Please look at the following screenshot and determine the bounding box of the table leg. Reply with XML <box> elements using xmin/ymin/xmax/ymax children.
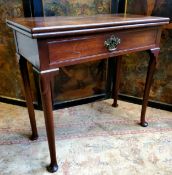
<box><xmin>39</xmin><ymin>73</ymin><xmax>58</xmax><ymax>173</ymax></box>
<box><xmin>140</xmin><ymin>48</ymin><xmax>159</xmax><ymax>127</ymax></box>
<box><xmin>19</xmin><ymin>56</ymin><xmax>38</xmax><ymax>140</ymax></box>
<box><xmin>112</xmin><ymin>56</ymin><xmax>122</xmax><ymax>107</ymax></box>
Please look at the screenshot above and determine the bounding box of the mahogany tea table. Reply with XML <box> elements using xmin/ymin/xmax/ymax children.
<box><xmin>7</xmin><ymin>14</ymin><xmax>169</xmax><ymax>172</ymax></box>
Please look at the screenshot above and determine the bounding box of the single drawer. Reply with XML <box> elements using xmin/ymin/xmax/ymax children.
<box><xmin>48</xmin><ymin>27</ymin><xmax>158</xmax><ymax>65</ymax></box>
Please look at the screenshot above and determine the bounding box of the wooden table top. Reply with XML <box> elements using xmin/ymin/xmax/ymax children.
<box><xmin>7</xmin><ymin>14</ymin><xmax>169</xmax><ymax>38</ymax></box>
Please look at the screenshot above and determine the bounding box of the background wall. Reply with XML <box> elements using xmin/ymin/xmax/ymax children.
<box><xmin>0</xmin><ymin>0</ymin><xmax>24</xmax><ymax>99</ymax></box>
<box><xmin>43</xmin><ymin>0</ymin><xmax>111</xmax><ymax>16</ymax></box>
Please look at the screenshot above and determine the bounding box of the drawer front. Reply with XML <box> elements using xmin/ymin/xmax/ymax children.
<box><xmin>48</xmin><ymin>27</ymin><xmax>158</xmax><ymax>66</ymax></box>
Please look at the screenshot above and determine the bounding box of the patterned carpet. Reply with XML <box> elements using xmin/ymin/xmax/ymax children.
<box><xmin>0</xmin><ymin>100</ymin><xmax>172</xmax><ymax>175</ymax></box>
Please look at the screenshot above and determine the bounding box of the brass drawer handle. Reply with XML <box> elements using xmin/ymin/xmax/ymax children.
<box><xmin>104</xmin><ymin>35</ymin><xmax>121</xmax><ymax>52</ymax></box>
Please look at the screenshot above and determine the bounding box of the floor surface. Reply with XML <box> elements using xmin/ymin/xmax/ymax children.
<box><xmin>0</xmin><ymin>100</ymin><xmax>172</xmax><ymax>175</ymax></box>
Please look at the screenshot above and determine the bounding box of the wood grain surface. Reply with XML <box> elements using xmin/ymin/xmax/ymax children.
<box><xmin>7</xmin><ymin>14</ymin><xmax>169</xmax><ymax>38</ymax></box>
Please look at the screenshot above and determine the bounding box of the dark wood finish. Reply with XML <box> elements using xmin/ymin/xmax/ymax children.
<box><xmin>112</xmin><ymin>56</ymin><xmax>122</xmax><ymax>107</ymax></box>
<box><xmin>7</xmin><ymin>14</ymin><xmax>169</xmax><ymax>172</ymax></box>
<box><xmin>19</xmin><ymin>56</ymin><xmax>38</xmax><ymax>140</ymax></box>
<box><xmin>140</xmin><ymin>48</ymin><xmax>159</xmax><ymax>127</ymax></box>
<box><xmin>38</xmin><ymin>39</ymin><xmax>50</xmax><ymax>71</ymax></box>
<box><xmin>47</xmin><ymin>28</ymin><xmax>157</xmax><ymax>67</ymax></box>
<box><xmin>38</xmin><ymin>40</ymin><xmax>59</xmax><ymax>172</ymax></box>
<box><xmin>39</xmin><ymin>73</ymin><xmax>58</xmax><ymax>173</ymax></box>
<box><xmin>6</xmin><ymin>14</ymin><xmax>169</xmax><ymax>38</ymax></box>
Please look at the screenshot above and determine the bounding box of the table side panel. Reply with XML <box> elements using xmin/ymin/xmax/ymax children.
<box><xmin>15</xmin><ymin>32</ymin><xmax>40</xmax><ymax>68</ymax></box>
<box><xmin>47</xmin><ymin>27</ymin><xmax>158</xmax><ymax>67</ymax></box>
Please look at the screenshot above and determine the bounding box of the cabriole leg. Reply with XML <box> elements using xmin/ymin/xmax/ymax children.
<box><xmin>140</xmin><ymin>48</ymin><xmax>159</xmax><ymax>127</ymax></box>
<box><xmin>112</xmin><ymin>56</ymin><xmax>122</xmax><ymax>107</ymax></box>
<box><xmin>19</xmin><ymin>56</ymin><xmax>38</xmax><ymax>140</ymax></box>
<box><xmin>39</xmin><ymin>73</ymin><xmax>58</xmax><ymax>173</ymax></box>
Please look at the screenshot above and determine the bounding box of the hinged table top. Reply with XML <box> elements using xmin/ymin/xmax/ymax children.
<box><xmin>7</xmin><ymin>14</ymin><xmax>169</xmax><ymax>38</ymax></box>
